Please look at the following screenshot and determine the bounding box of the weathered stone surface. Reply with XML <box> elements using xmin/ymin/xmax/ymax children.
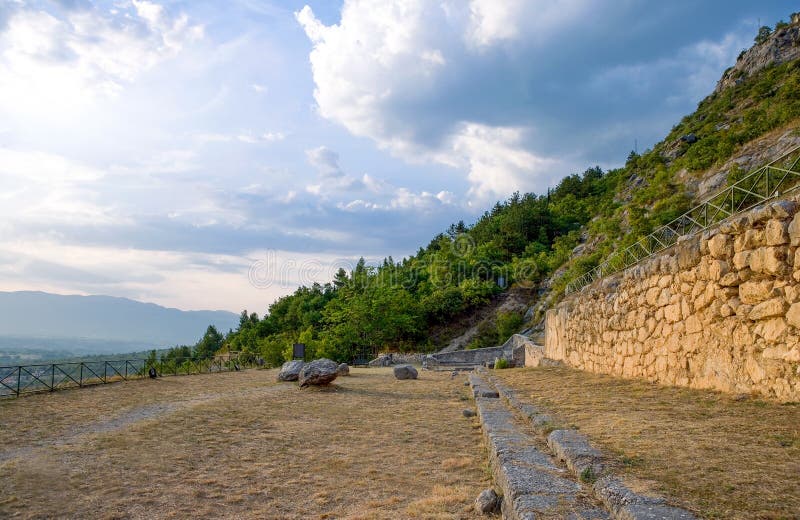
<box><xmin>298</xmin><ymin>358</ymin><xmax>339</xmax><ymax>387</ymax></box>
<box><xmin>393</xmin><ymin>364</ymin><xmax>418</xmax><ymax>380</ymax></box>
<box><xmin>336</xmin><ymin>363</ymin><xmax>350</xmax><ymax>376</ymax></box>
<box><xmin>546</xmin><ymin>193</ymin><xmax>800</xmax><ymax>402</ymax></box>
<box><xmin>786</xmin><ymin>302</ymin><xmax>800</xmax><ymax>328</ymax></box>
<box><xmin>594</xmin><ymin>477</ymin><xmax>697</xmax><ymax>520</ymax></box>
<box><xmin>739</xmin><ymin>280</ymin><xmax>775</xmax><ymax>305</ymax></box>
<box><xmin>707</xmin><ymin>234</ymin><xmax>732</xmax><ymax>258</ymax></box>
<box><xmin>765</xmin><ymin>219</ymin><xmax>790</xmax><ymax>245</ymax></box>
<box><xmin>463</xmin><ymin>408</ymin><xmax>476</xmax><ymax>417</ymax></box>
<box><xmin>749</xmin><ymin>298</ymin><xmax>788</xmax><ymax>321</ymax></box>
<box><xmin>789</xmin><ymin>212</ymin><xmax>800</xmax><ymax>246</ymax></box>
<box><xmin>474</xmin><ymin>489</ymin><xmax>500</xmax><ymax>514</ymax></box>
<box><xmin>470</xmin><ymin>373</ymin><xmax>611</xmax><ymax>519</ymax></box>
<box><xmin>277</xmin><ymin>360</ymin><xmax>305</xmax><ymax>381</ymax></box>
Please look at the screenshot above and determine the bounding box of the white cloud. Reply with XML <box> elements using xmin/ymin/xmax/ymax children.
<box><xmin>0</xmin><ymin>1</ymin><xmax>203</xmax><ymax>116</ymax></box>
<box><xmin>306</xmin><ymin>145</ymin><xmax>343</xmax><ymax>177</ymax></box>
<box><xmin>296</xmin><ymin>0</ymin><xmax>569</xmax><ymax>202</ymax></box>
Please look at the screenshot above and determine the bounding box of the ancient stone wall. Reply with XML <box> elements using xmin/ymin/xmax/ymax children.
<box><xmin>546</xmin><ymin>197</ymin><xmax>800</xmax><ymax>401</ymax></box>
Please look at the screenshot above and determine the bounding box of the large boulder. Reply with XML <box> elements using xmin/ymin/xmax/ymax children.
<box><xmin>299</xmin><ymin>358</ymin><xmax>339</xmax><ymax>387</ymax></box>
<box><xmin>337</xmin><ymin>363</ymin><xmax>350</xmax><ymax>376</ymax></box>
<box><xmin>393</xmin><ymin>364</ymin><xmax>418</xmax><ymax>380</ymax></box>
<box><xmin>277</xmin><ymin>360</ymin><xmax>304</xmax><ymax>381</ymax></box>
<box><xmin>475</xmin><ymin>489</ymin><xmax>500</xmax><ymax>514</ymax></box>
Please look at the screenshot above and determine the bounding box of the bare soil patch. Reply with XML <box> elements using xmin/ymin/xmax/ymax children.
<box><xmin>494</xmin><ymin>366</ymin><xmax>800</xmax><ymax>519</ymax></box>
<box><xmin>0</xmin><ymin>368</ymin><xmax>489</xmax><ymax>519</ymax></box>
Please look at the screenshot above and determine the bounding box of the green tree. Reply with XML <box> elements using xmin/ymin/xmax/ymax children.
<box><xmin>755</xmin><ymin>25</ymin><xmax>772</xmax><ymax>44</ymax></box>
<box><xmin>194</xmin><ymin>325</ymin><xmax>224</xmax><ymax>360</ymax></box>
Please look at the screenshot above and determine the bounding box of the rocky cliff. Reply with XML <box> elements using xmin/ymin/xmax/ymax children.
<box><xmin>716</xmin><ymin>18</ymin><xmax>800</xmax><ymax>93</ymax></box>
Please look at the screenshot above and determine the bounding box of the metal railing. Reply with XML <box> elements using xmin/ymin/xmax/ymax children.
<box><xmin>566</xmin><ymin>145</ymin><xmax>800</xmax><ymax>294</ymax></box>
<box><xmin>0</xmin><ymin>357</ymin><xmax>257</xmax><ymax>398</ymax></box>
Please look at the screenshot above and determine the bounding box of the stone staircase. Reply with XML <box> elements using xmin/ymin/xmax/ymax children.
<box><xmin>469</xmin><ymin>370</ymin><xmax>697</xmax><ymax>520</ymax></box>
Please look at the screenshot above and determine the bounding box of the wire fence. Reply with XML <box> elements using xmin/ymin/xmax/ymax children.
<box><xmin>566</xmin><ymin>145</ymin><xmax>800</xmax><ymax>294</ymax></box>
<box><xmin>0</xmin><ymin>357</ymin><xmax>257</xmax><ymax>398</ymax></box>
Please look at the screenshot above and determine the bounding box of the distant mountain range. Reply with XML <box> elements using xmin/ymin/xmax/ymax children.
<box><xmin>0</xmin><ymin>291</ymin><xmax>239</xmax><ymax>357</ymax></box>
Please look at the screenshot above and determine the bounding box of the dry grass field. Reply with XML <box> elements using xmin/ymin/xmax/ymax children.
<box><xmin>494</xmin><ymin>366</ymin><xmax>800</xmax><ymax>520</ymax></box>
<box><xmin>0</xmin><ymin>368</ymin><xmax>490</xmax><ymax>519</ymax></box>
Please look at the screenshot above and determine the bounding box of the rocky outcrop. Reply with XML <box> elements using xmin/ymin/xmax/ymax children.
<box><xmin>277</xmin><ymin>360</ymin><xmax>304</xmax><ymax>381</ymax></box>
<box><xmin>547</xmin><ymin>196</ymin><xmax>800</xmax><ymax>401</ymax></box>
<box><xmin>716</xmin><ymin>20</ymin><xmax>800</xmax><ymax>93</ymax></box>
<box><xmin>298</xmin><ymin>358</ymin><xmax>339</xmax><ymax>387</ymax></box>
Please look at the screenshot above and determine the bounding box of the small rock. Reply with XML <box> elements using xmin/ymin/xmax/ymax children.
<box><xmin>450</xmin><ymin>370</ymin><xmax>458</xmax><ymax>378</ymax></box>
<box><xmin>464</xmin><ymin>380</ymin><xmax>470</xmax><ymax>386</ymax></box>
<box><xmin>298</xmin><ymin>358</ymin><xmax>339</xmax><ymax>387</ymax></box>
<box><xmin>337</xmin><ymin>363</ymin><xmax>350</xmax><ymax>376</ymax></box>
<box><xmin>733</xmin><ymin>393</ymin><xmax>749</xmax><ymax>401</ymax></box>
<box><xmin>393</xmin><ymin>364</ymin><xmax>418</xmax><ymax>380</ymax></box>
<box><xmin>475</xmin><ymin>488</ymin><xmax>500</xmax><ymax>514</ymax></box>
<box><xmin>463</xmin><ymin>409</ymin><xmax>476</xmax><ymax>418</ymax></box>
<box><xmin>277</xmin><ymin>360</ymin><xmax>305</xmax><ymax>382</ymax></box>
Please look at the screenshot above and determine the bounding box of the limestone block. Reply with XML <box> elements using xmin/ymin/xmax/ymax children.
<box><xmin>784</xmin><ymin>347</ymin><xmax>800</xmax><ymax>362</ymax></box>
<box><xmin>733</xmin><ymin>323</ymin><xmax>754</xmax><ymax>347</ymax></box>
<box><xmin>685</xmin><ymin>314</ymin><xmax>702</xmax><ymax>334</ymax></box>
<box><xmin>737</xmin><ymin>280</ymin><xmax>775</xmax><ymax>304</ymax></box>
<box><xmin>762</xmin><ymin>346</ymin><xmax>789</xmax><ymax>360</ymax></box>
<box><xmin>664</xmin><ymin>304</ymin><xmax>681</xmax><ymax>323</ymax></box>
<box><xmin>681</xmin><ymin>297</ymin><xmax>691</xmax><ymax>319</ymax></box>
<box><xmin>786</xmin><ymin>302</ymin><xmax>800</xmax><ymax>328</ymax></box>
<box><xmin>745</xmin><ymin>357</ymin><xmax>765</xmax><ymax>384</ymax></box>
<box><xmin>658</xmin><ymin>275</ymin><xmax>672</xmax><ymax>288</ymax></box>
<box><xmin>769</xmin><ymin>199</ymin><xmax>797</xmax><ymax>219</ymax></box>
<box><xmin>657</xmin><ymin>288</ymin><xmax>671</xmax><ymax>307</ymax></box>
<box><xmin>754</xmin><ymin>317</ymin><xmax>787</xmax><ymax>342</ymax></box>
<box><xmin>720</xmin><ymin>215</ymin><xmax>750</xmax><ymax>234</ymax></box>
<box><xmin>707</xmin><ymin>233</ymin><xmax>732</xmax><ymax>259</ymax></box>
<box><xmin>749</xmin><ymin>246</ymin><xmax>787</xmax><ymax>275</ymax></box>
<box><xmin>720</xmin><ymin>303</ymin><xmax>734</xmax><ymax>317</ymax></box>
<box><xmin>734</xmin><ymin>229</ymin><xmax>764</xmax><ymax>252</ymax></box>
<box><xmin>732</xmin><ymin>250</ymin><xmax>751</xmax><ymax>271</ymax></box>
<box><xmin>789</xmin><ymin>212</ymin><xmax>800</xmax><ymax>246</ymax></box>
<box><xmin>785</xmin><ymin>285</ymin><xmax>800</xmax><ymax>304</ymax></box>
<box><xmin>765</xmin><ymin>219</ymin><xmax>790</xmax><ymax>246</ymax></box>
<box><xmin>715</xmin><ymin>287</ymin><xmax>739</xmax><ymax>301</ymax></box>
<box><xmin>708</xmin><ymin>259</ymin><xmax>729</xmax><ymax>281</ymax></box>
<box><xmin>677</xmin><ymin>238</ymin><xmax>701</xmax><ymax>269</ymax></box>
<box><xmin>691</xmin><ymin>280</ymin><xmax>707</xmax><ymax>300</ymax></box>
<box><xmin>645</xmin><ymin>287</ymin><xmax>660</xmax><ymax>307</ymax></box>
<box><xmin>748</xmin><ymin>298</ymin><xmax>788</xmax><ymax>321</ymax></box>
<box><xmin>719</xmin><ymin>272</ymin><xmax>741</xmax><ymax>287</ymax></box>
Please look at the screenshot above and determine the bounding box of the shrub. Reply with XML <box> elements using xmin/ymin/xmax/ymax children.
<box><xmin>494</xmin><ymin>358</ymin><xmax>511</xmax><ymax>369</ymax></box>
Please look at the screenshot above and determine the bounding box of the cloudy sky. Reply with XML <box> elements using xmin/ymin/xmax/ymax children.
<box><xmin>0</xmin><ymin>0</ymin><xmax>791</xmax><ymax>313</ymax></box>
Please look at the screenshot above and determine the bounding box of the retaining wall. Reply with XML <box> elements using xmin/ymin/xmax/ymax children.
<box><xmin>546</xmin><ymin>196</ymin><xmax>800</xmax><ymax>401</ymax></box>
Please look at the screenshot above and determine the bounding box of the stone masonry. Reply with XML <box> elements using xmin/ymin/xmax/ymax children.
<box><xmin>546</xmin><ymin>196</ymin><xmax>800</xmax><ymax>401</ymax></box>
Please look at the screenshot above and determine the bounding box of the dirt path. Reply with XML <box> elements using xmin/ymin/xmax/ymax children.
<box><xmin>0</xmin><ymin>368</ymin><xmax>490</xmax><ymax>519</ymax></box>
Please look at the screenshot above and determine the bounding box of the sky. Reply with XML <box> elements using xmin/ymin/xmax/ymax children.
<box><xmin>0</xmin><ymin>0</ymin><xmax>793</xmax><ymax>313</ymax></box>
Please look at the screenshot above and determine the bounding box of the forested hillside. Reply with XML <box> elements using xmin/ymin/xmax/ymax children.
<box><xmin>169</xmin><ymin>14</ymin><xmax>800</xmax><ymax>366</ymax></box>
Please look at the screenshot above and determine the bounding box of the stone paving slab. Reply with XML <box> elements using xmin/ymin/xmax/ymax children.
<box><xmin>469</xmin><ymin>373</ymin><xmax>610</xmax><ymax>520</ymax></box>
<box><xmin>481</xmin><ymin>370</ymin><xmax>699</xmax><ymax>520</ymax></box>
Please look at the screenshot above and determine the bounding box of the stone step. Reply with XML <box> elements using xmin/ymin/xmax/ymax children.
<box><xmin>481</xmin><ymin>371</ymin><xmax>698</xmax><ymax>520</ymax></box>
<box><xmin>469</xmin><ymin>372</ymin><xmax>611</xmax><ymax>519</ymax></box>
